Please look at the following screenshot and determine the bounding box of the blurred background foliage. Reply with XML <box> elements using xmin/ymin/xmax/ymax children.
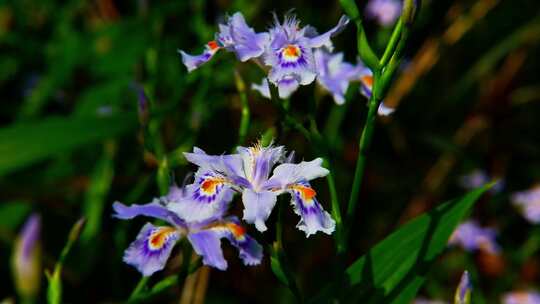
<box><xmin>1</xmin><ymin>0</ymin><xmax>540</xmax><ymax>303</ymax></box>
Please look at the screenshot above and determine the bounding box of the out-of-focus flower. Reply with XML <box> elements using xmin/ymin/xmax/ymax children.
<box><xmin>179</xmin><ymin>12</ymin><xmax>269</xmax><ymax>72</ymax></box>
<box><xmin>11</xmin><ymin>214</ymin><xmax>41</xmax><ymax>299</ymax></box>
<box><xmin>454</xmin><ymin>271</ymin><xmax>472</xmax><ymax>304</ymax></box>
<box><xmin>502</xmin><ymin>291</ymin><xmax>540</xmax><ymax>304</ymax></box>
<box><xmin>365</xmin><ymin>0</ymin><xmax>402</xmax><ymax>27</ymax></box>
<box><xmin>313</xmin><ymin>49</ymin><xmax>364</xmax><ymax>105</ymax></box>
<box><xmin>183</xmin><ymin>142</ymin><xmax>335</xmax><ymax>236</ymax></box>
<box><xmin>458</xmin><ymin>169</ymin><xmax>504</xmax><ymax>193</ymax></box>
<box><xmin>113</xmin><ymin>185</ymin><xmax>262</xmax><ymax>275</ymax></box>
<box><xmin>263</xmin><ymin>14</ymin><xmax>349</xmax><ymax>98</ymax></box>
<box><xmin>412</xmin><ymin>299</ymin><xmax>448</xmax><ymax>304</ymax></box>
<box><xmin>448</xmin><ymin>220</ymin><xmax>500</xmax><ymax>254</ymax></box>
<box><xmin>511</xmin><ymin>186</ymin><xmax>540</xmax><ymax>224</ymax></box>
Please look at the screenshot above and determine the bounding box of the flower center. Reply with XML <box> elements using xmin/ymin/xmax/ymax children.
<box><xmin>282</xmin><ymin>44</ymin><xmax>302</xmax><ymax>61</ymax></box>
<box><xmin>200</xmin><ymin>177</ymin><xmax>227</xmax><ymax>196</ymax></box>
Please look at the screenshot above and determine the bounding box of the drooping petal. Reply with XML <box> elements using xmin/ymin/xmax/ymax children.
<box><xmin>314</xmin><ymin>49</ymin><xmax>363</xmax><ymax>105</ymax></box>
<box><xmin>123</xmin><ymin>223</ymin><xmax>181</xmax><ymax>276</ymax></box>
<box><xmin>241</xmin><ymin>189</ymin><xmax>278</xmax><ymax>232</ymax></box>
<box><xmin>251</xmin><ymin>78</ymin><xmax>271</xmax><ymax>99</ymax></box>
<box><xmin>179</xmin><ymin>41</ymin><xmax>221</xmax><ymax>72</ymax></box>
<box><xmin>265</xmin><ymin>158</ymin><xmax>329</xmax><ymax>190</ymax></box>
<box><xmin>204</xmin><ymin>217</ymin><xmax>263</xmax><ymax>266</ymax></box>
<box><xmin>289</xmin><ymin>182</ymin><xmax>335</xmax><ymax>236</ymax></box>
<box><xmin>113</xmin><ymin>201</ymin><xmax>186</xmax><ymax>228</ymax></box>
<box><xmin>166</xmin><ymin>170</ymin><xmax>234</xmax><ymax>223</ymax></box>
<box><xmin>187</xmin><ymin>230</ymin><xmax>228</xmax><ymax>270</ymax></box>
<box><xmin>307</xmin><ymin>15</ymin><xmax>350</xmax><ymax>48</ymax></box>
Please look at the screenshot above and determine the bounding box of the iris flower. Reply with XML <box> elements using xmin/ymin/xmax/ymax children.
<box><xmin>113</xmin><ymin>185</ymin><xmax>262</xmax><ymax>276</ymax></box>
<box><xmin>263</xmin><ymin>14</ymin><xmax>350</xmax><ymax>98</ymax></box>
<box><xmin>183</xmin><ymin>143</ymin><xmax>335</xmax><ymax>236</ymax></box>
<box><xmin>511</xmin><ymin>186</ymin><xmax>540</xmax><ymax>224</ymax></box>
<box><xmin>179</xmin><ymin>12</ymin><xmax>269</xmax><ymax>72</ymax></box>
<box><xmin>448</xmin><ymin>220</ymin><xmax>500</xmax><ymax>254</ymax></box>
<box><xmin>502</xmin><ymin>291</ymin><xmax>540</xmax><ymax>304</ymax></box>
<box><xmin>365</xmin><ymin>0</ymin><xmax>402</xmax><ymax>27</ymax></box>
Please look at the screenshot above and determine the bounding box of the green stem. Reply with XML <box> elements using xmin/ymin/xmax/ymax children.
<box><xmin>235</xmin><ymin>70</ymin><xmax>250</xmax><ymax>146</ymax></box>
<box><xmin>343</xmin><ymin>77</ymin><xmax>381</xmax><ymax>249</ymax></box>
<box><xmin>129</xmin><ymin>276</ymin><xmax>150</xmax><ymax>302</ymax></box>
<box><xmin>380</xmin><ymin>19</ymin><xmax>403</xmax><ymax>67</ymax></box>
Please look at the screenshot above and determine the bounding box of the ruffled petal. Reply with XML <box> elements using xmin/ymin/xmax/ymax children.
<box><xmin>123</xmin><ymin>223</ymin><xmax>181</xmax><ymax>276</ymax></box>
<box><xmin>178</xmin><ymin>41</ymin><xmax>221</xmax><ymax>72</ymax></box>
<box><xmin>289</xmin><ymin>182</ymin><xmax>335</xmax><ymax>236</ymax></box>
<box><xmin>204</xmin><ymin>217</ymin><xmax>263</xmax><ymax>266</ymax></box>
<box><xmin>265</xmin><ymin>158</ymin><xmax>329</xmax><ymax>190</ymax></box>
<box><xmin>166</xmin><ymin>170</ymin><xmax>234</xmax><ymax>223</ymax></box>
<box><xmin>187</xmin><ymin>230</ymin><xmax>227</xmax><ymax>270</ymax></box>
<box><xmin>307</xmin><ymin>15</ymin><xmax>350</xmax><ymax>48</ymax></box>
<box><xmin>218</xmin><ymin>12</ymin><xmax>270</xmax><ymax>61</ymax></box>
<box><xmin>241</xmin><ymin>189</ymin><xmax>278</xmax><ymax>232</ymax></box>
<box><xmin>183</xmin><ymin>147</ymin><xmax>249</xmax><ymax>184</ymax></box>
<box><xmin>113</xmin><ymin>201</ymin><xmax>186</xmax><ymax>227</ymax></box>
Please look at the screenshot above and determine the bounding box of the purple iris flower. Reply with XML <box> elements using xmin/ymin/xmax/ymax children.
<box><xmin>12</xmin><ymin>214</ymin><xmax>41</xmax><ymax>298</ymax></box>
<box><xmin>511</xmin><ymin>186</ymin><xmax>540</xmax><ymax>224</ymax></box>
<box><xmin>448</xmin><ymin>220</ymin><xmax>500</xmax><ymax>254</ymax></box>
<box><xmin>183</xmin><ymin>143</ymin><xmax>335</xmax><ymax>236</ymax></box>
<box><xmin>263</xmin><ymin>14</ymin><xmax>350</xmax><ymax>98</ymax></box>
<box><xmin>179</xmin><ymin>12</ymin><xmax>269</xmax><ymax>72</ymax></box>
<box><xmin>313</xmin><ymin>49</ymin><xmax>364</xmax><ymax>105</ymax></box>
<box><xmin>502</xmin><ymin>291</ymin><xmax>540</xmax><ymax>304</ymax></box>
<box><xmin>365</xmin><ymin>0</ymin><xmax>402</xmax><ymax>27</ymax></box>
<box><xmin>113</xmin><ymin>185</ymin><xmax>262</xmax><ymax>276</ymax></box>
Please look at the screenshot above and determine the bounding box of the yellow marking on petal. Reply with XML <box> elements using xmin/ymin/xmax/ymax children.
<box><xmin>200</xmin><ymin>177</ymin><xmax>227</xmax><ymax>195</ymax></box>
<box><xmin>291</xmin><ymin>185</ymin><xmax>317</xmax><ymax>203</ymax></box>
<box><xmin>282</xmin><ymin>44</ymin><xmax>302</xmax><ymax>61</ymax></box>
<box><xmin>207</xmin><ymin>40</ymin><xmax>219</xmax><ymax>50</ymax></box>
<box><xmin>148</xmin><ymin>227</ymin><xmax>177</xmax><ymax>250</ymax></box>
<box><xmin>361</xmin><ymin>75</ymin><xmax>373</xmax><ymax>89</ymax></box>
<box><xmin>226</xmin><ymin>222</ymin><xmax>246</xmax><ymax>240</ymax></box>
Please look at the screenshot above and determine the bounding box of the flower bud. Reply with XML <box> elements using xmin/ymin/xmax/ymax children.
<box><xmin>454</xmin><ymin>270</ymin><xmax>472</xmax><ymax>304</ymax></box>
<box><xmin>11</xmin><ymin>214</ymin><xmax>41</xmax><ymax>299</ymax></box>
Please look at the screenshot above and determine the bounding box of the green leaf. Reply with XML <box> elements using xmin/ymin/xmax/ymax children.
<box><xmin>311</xmin><ymin>185</ymin><xmax>491</xmax><ymax>304</ymax></box>
<box><xmin>0</xmin><ymin>113</ymin><xmax>137</xmax><ymax>177</ymax></box>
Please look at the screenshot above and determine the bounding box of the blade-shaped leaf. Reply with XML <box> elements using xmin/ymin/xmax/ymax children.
<box><xmin>311</xmin><ymin>185</ymin><xmax>491</xmax><ymax>304</ymax></box>
<box><xmin>0</xmin><ymin>113</ymin><xmax>137</xmax><ymax>177</ymax></box>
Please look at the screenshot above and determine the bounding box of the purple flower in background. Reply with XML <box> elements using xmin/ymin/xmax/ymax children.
<box><xmin>183</xmin><ymin>142</ymin><xmax>335</xmax><ymax>236</ymax></box>
<box><xmin>459</xmin><ymin>169</ymin><xmax>504</xmax><ymax>193</ymax></box>
<box><xmin>313</xmin><ymin>49</ymin><xmax>364</xmax><ymax>105</ymax></box>
<box><xmin>263</xmin><ymin>14</ymin><xmax>350</xmax><ymax>98</ymax></box>
<box><xmin>365</xmin><ymin>0</ymin><xmax>402</xmax><ymax>27</ymax></box>
<box><xmin>448</xmin><ymin>220</ymin><xmax>500</xmax><ymax>254</ymax></box>
<box><xmin>179</xmin><ymin>12</ymin><xmax>269</xmax><ymax>72</ymax></box>
<box><xmin>502</xmin><ymin>291</ymin><xmax>540</xmax><ymax>304</ymax></box>
<box><xmin>412</xmin><ymin>299</ymin><xmax>448</xmax><ymax>304</ymax></box>
<box><xmin>11</xmin><ymin>214</ymin><xmax>41</xmax><ymax>298</ymax></box>
<box><xmin>455</xmin><ymin>271</ymin><xmax>472</xmax><ymax>304</ymax></box>
<box><xmin>113</xmin><ymin>186</ymin><xmax>262</xmax><ymax>275</ymax></box>
<box><xmin>511</xmin><ymin>186</ymin><xmax>540</xmax><ymax>224</ymax></box>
